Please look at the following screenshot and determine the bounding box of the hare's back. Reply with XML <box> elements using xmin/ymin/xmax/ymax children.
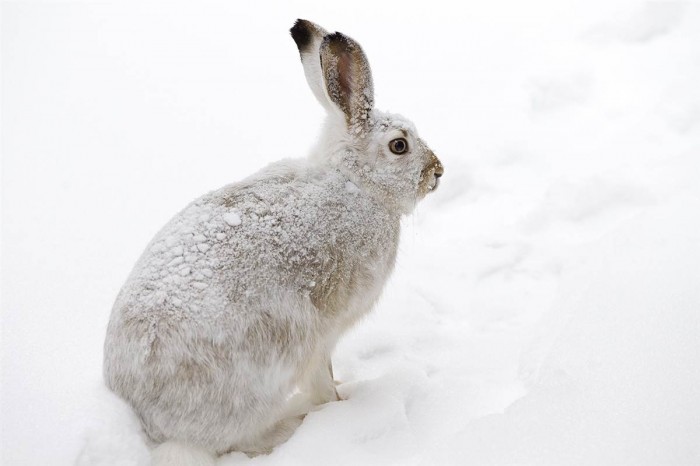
<box><xmin>206</xmin><ymin>168</ymin><xmax>391</xmax><ymax>299</ymax></box>
<box><xmin>121</xmin><ymin>163</ymin><xmax>391</xmax><ymax>321</ymax></box>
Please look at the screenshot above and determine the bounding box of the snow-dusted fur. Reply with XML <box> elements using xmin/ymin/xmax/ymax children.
<box><xmin>103</xmin><ymin>19</ymin><xmax>443</xmax><ymax>459</ymax></box>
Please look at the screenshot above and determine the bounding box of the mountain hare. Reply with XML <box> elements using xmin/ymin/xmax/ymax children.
<box><xmin>104</xmin><ymin>19</ymin><xmax>443</xmax><ymax>465</ymax></box>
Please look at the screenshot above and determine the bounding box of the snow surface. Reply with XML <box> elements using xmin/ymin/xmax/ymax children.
<box><xmin>2</xmin><ymin>1</ymin><xmax>700</xmax><ymax>465</ymax></box>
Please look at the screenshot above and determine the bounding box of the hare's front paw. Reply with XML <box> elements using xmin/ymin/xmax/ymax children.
<box><xmin>306</xmin><ymin>361</ymin><xmax>341</xmax><ymax>405</ymax></box>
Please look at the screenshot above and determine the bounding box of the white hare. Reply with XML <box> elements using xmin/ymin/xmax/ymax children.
<box><xmin>104</xmin><ymin>19</ymin><xmax>443</xmax><ymax>465</ymax></box>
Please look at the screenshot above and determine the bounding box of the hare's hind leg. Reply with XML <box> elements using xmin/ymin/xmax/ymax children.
<box><xmin>232</xmin><ymin>415</ymin><xmax>305</xmax><ymax>456</ymax></box>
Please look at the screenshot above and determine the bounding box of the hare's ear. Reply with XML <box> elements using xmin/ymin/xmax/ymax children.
<box><xmin>290</xmin><ymin>19</ymin><xmax>334</xmax><ymax>113</ymax></box>
<box><xmin>320</xmin><ymin>32</ymin><xmax>375</xmax><ymax>134</ymax></box>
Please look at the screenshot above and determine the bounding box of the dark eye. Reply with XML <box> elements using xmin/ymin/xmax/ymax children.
<box><xmin>389</xmin><ymin>138</ymin><xmax>408</xmax><ymax>154</ymax></box>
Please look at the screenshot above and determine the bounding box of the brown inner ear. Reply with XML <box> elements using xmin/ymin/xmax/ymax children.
<box><xmin>337</xmin><ymin>50</ymin><xmax>355</xmax><ymax>108</ymax></box>
<box><xmin>321</xmin><ymin>32</ymin><xmax>374</xmax><ymax>129</ymax></box>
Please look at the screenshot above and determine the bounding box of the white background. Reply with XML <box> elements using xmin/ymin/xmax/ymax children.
<box><xmin>2</xmin><ymin>1</ymin><xmax>700</xmax><ymax>464</ymax></box>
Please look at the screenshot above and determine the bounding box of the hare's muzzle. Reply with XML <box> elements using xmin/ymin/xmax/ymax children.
<box><xmin>427</xmin><ymin>155</ymin><xmax>443</xmax><ymax>192</ymax></box>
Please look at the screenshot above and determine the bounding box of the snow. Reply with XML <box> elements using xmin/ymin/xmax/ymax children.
<box><xmin>2</xmin><ymin>1</ymin><xmax>700</xmax><ymax>465</ymax></box>
<box><xmin>223</xmin><ymin>212</ymin><xmax>242</xmax><ymax>227</ymax></box>
<box><xmin>441</xmin><ymin>200</ymin><xmax>700</xmax><ymax>465</ymax></box>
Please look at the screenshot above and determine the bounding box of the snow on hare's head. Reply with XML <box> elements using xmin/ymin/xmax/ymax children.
<box><xmin>291</xmin><ymin>19</ymin><xmax>443</xmax><ymax>214</ymax></box>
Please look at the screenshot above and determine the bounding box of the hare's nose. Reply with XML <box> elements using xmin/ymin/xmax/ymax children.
<box><xmin>434</xmin><ymin>171</ymin><xmax>442</xmax><ymax>178</ymax></box>
<box><xmin>433</xmin><ymin>161</ymin><xmax>444</xmax><ymax>178</ymax></box>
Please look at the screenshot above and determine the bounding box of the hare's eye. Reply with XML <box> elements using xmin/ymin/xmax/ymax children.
<box><xmin>389</xmin><ymin>138</ymin><xmax>408</xmax><ymax>154</ymax></box>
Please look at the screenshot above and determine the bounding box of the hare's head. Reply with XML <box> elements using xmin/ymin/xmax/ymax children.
<box><xmin>291</xmin><ymin>19</ymin><xmax>443</xmax><ymax>214</ymax></box>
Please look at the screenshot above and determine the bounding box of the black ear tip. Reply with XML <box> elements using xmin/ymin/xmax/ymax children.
<box><xmin>290</xmin><ymin>19</ymin><xmax>313</xmax><ymax>51</ymax></box>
